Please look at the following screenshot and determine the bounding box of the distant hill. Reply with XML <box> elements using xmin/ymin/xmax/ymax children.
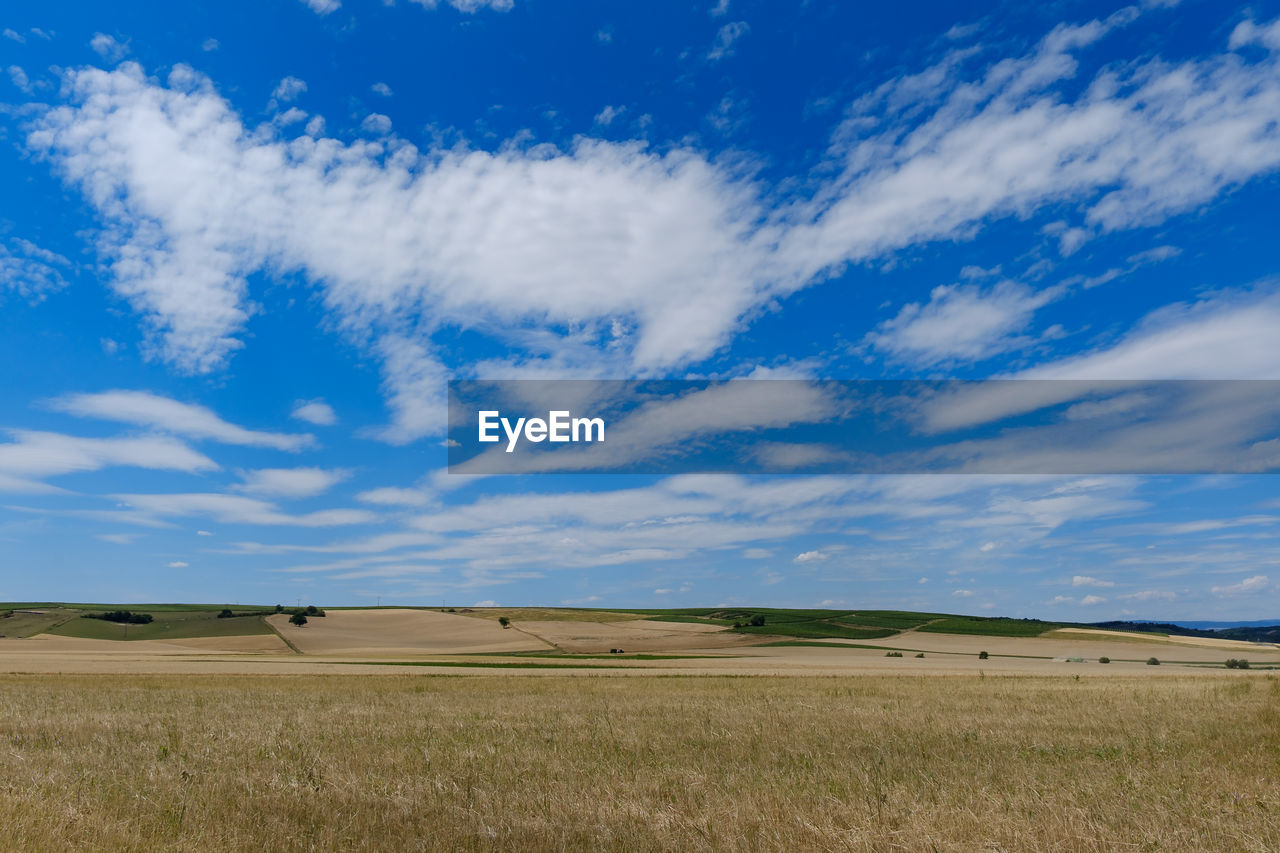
<box><xmin>1133</xmin><ymin>619</ymin><xmax>1280</xmax><ymax>630</ymax></box>
<box><xmin>1090</xmin><ymin>620</ymin><xmax>1280</xmax><ymax>643</ymax></box>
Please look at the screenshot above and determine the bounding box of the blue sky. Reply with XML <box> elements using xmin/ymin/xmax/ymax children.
<box><xmin>3</xmin><ymin>0</ymin><xmax>1280</xmax><ymax>618</ymax></box>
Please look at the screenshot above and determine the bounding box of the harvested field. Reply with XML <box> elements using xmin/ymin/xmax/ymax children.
<box><xmin>265</xmin><ymin>608</ymin><xmax>551</xmax><ymax>655</ymax></box>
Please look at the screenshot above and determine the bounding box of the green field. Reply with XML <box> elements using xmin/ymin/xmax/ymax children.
<box><xmin>45</xmin><ymin>610</ymin><xmax>275</xmax><ymax>642</ymax></box>
<box><xmin>631</xmin><ymin>607</ymin><xmax>944</xmax><ymax>639</ymax></box>
<box><xmin>916</xmin><ymin>616</ymin><xmax>1063</xmax><ymax>637</ymax></box>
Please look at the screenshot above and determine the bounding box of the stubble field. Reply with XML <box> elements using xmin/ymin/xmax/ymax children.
<box><xmin>2</xmin><ymin>673</ymin><xmax>1277</xmax><ymax>852</ymax></box>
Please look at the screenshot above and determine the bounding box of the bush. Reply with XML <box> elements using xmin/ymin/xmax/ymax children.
<box><xmin>749</xmin><ymin>614</ymin><xmax>766</xmax><ymax>627</ymax></box>
<box><xmin>217</xmin><ymin>608</ymin><xmax>234</xmax><ymax>619</ymax></box>
<box><xmin>289</xmin><ymin>613</ymin><xmax>308</xmax><ymax>627</ymax></box>
<box><xmin>1225</xmin><ymin>658</ymin><xmax>1251</xmax><ymax>669</ymax></box>
<box><xmin>978</xmin><ymin>651</ymin><xmax>989</xmax><ymax>660</ymax></box>
<box><xmin>82</xmin><ymin>610</ymin><xmax>153</xmax><ymax>625</ymax></box>
<box><xmin>1146</xmin><ymin>657</ymin><xmax>1160</xmax><ymax>666</ymax></box>
<box><xmin>1098</xmin><ymin>656</ymin><xmax>1110</xmax><ymax>664</ymax></box>
<box><xmin>885</xmin><ymin>651</ymin><xmax>903</xmax><ymax>657</ymax></box>
<box><xmin>915</xmin><ymin>653</ymin><xmax>925</xmax><ymax>658</ymax></box>
<box><xmin>498</xmin><ymin>616</ymin><xmax>510</xmax><ymax>628</ymax></box>
<box><xmin>304</xmin><ymin>605</ymin><xmax>325</xmax><ymax>617</ymax></box>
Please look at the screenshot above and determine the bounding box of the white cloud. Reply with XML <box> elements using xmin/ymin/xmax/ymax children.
<box><xmin>27</xmin><ymin>15</ymin><xmax>1280</xmax><ymax>435</ymax></box>
<box><xmin>1079</xmin><ymin>594</ymin><xmax>1107</xmax><ymax>605</ymax></box>
<box><xmin>373</xmin><ymin>336</ymin><xmax>449</xmax><ymax>445</ymax></box>
<box><xmin>371</xmin><ymin>82</ymin><xmax>393</xmax><ymax>97</ymax></box>
<box><xmin>201</xmin><ymin>39</ymin><xmax>220</xmax><ymax>52</ymax></box>
<box><xmin>793</xmin><ymin>550</ymin><xmax>827</xmax><ymax>563</ymax></box>
<box><xmin>1072</xmin><ymin>575</ymin><xmax>1115</xmax><ymax>588</ymax></box>
<box><xmin>300</xmin><ymin>0</ymin><xmax>340</xmax><ymax>15</ymax></box>
<box><xmin>708</xmin><ymin>21</ymin><xmax>749</xmax><ymax>61</ymax></box>
<box><xmin>7</xmin><ymin>66</ymin><xmax>32</xmax><ymax>94</ymax></box>
<box><xmin>357</xmin><ymin>487</ymin><xmax>431</xmax><ymax>507</ymax></box>
<box><xmin>272</xmin><ymin>76</ymin><xmax>307</xmax><ymax>102</ymax></box>
<box><xmin>594</xmin><ymin>105</ymin><xmax>625</xmax><ymax>126</ymax></box>
<box><xmin>0</xmin><ymin>238</ymin><xmax>69</xmax><ymax>300</ymax></box>
<box><xmin>742</xmin><ymin>547</ymin><xmax>772</xmax><ymax>559</ymax></box>
<box><xmin>867</xmin><ymin>280</ymin><xmax>1063</xmax><ymax>367</ymax></box>
<box><xmin>1230</xmin><ymin>18</ymin><xmax>1280</xmax><ymax>51</ymax></box>
<box><xmin>113</xmin><ymin>492</ymin><xmax>378</xmax><ymax>527</ymax></box>
<box><xmin>1049</xmin><ymin>595</ymin><xmax>1074</xmax><ymax>604</ymax></box>
<box><xmin>50</xmin><ymin>390</ymin><xmax>313</xmax><ymax>450</ymax></box>
<box><xmin>952</xmin><ymin>589</ymin><xmax>974</xmax><ymax>597</ymax></box>
<box><xmin>197</xmin><ymin>529</ymin><xmax>213</xmax><ymax>536</ymax></box>
<box><xmin>89</xmin><ymin>33</ymin><xmax>128</xmax><ymax>62</ymax></box>
<box><xmin>1025</xmin><ymin>289</ymin><xmax>1280</xmax><ymax>381</ymax></box>
<box><xmin>291</xmin><ymin>399</ymin><xmax>337</xmax><ymax>426</ymax></box>
<box><xmin>97</xmin><ymin>533</ymin><xmax>142</xmax><ymax>544</ymax></box>
<box><xmin>360</xmin><ymin>113</ymin><xmax>392</xmax><ymax>134</ymax></box>
<box><xmin>409</xmin><ymin>0</ymin><xmax>516</xmax><ymax>12</ymax></box>
<box><xmin>4</xmin><ymin>28</ymin><xmax>25</xmax><ymax>43</ymax></box>
<box><xmin>709</xmin><ymin>0</ymin><xmax>730</xmax><ymax>16</ymax></box>
<box><xmin>979</xmin><ymin>541</ymin><xmax>996</xmax><ymax>552</ymax></box>
<box><xmin>167</xmin><ymin>561</ymin><xmax>189</xmax><ymax>568</ymax></box>
<box><xmin>0</xmin><ymin>430</ymin><xmax>216</xmax><ymax>492</ymax></box>
<box><xmin>238</xmin><ymin>467</ymin><xmax>350</xmax><ymax>498</ymax></box>
<box><xmin>1211</xmin><ymin>574</ymin><xmax>1269</xmax><ymax>596</ymax></box>
<box><xmin>1119</xmin><ymin>589</ymin><xmax>1175</xmax><ymax>602</ymax></box>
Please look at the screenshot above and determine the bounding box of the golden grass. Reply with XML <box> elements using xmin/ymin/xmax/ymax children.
<box><xmin>2</xmin><ymin>674</ymin><xmax>1277</xmax><ymax>851</ymax></box>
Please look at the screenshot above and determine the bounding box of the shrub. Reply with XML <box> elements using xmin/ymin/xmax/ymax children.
<box><xmin>217</xmin><ymin>608</ymin><xmax>234</xmax><ymax>619</ymax></box>
<box><xmin>1225</xmin><ymin>659</ymin><xmax>1251</xmax><ymax>669</ymax></box>
<box><xmin>885</xmin><ymin>651</ymin><xmax>903</xmax><ymax>657</ymax></box>
<box><xmin>498</xmin><ymin>616</ymin><xmax>510</xmax><ymax>628</ymax></box>
<box><xmin>1146</xmin><ymin>657</ymin><xmax>1160</xmax><ymax>666</ymax></box>
<box><xmin>289</xmin><ymin>613</ymin><xmax>308</xmax><ymax>627</ymax></box>
<box><xmin>749</xmin><ymin>614</ymin><xmax>766</xmax><ymax>627</ymax></box>
<box><xmin>1099</xmin><ymin>656</ymin><xmax>1110</xmax><ymax>664</ymax></box>
<box><xmin>915</xmin><ymin>653</ymin><xmax>925</xmax><ymax>658</ymax></box>
<box><xmin>978</xmin><ymin>651</ymin><xmax>989</xmax><ymax>660</ymax></box>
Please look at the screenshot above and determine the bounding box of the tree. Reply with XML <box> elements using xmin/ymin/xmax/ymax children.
<box><xmin>498</xmin><ymin>616</ymin><xmax>510</xmax><ymax>628</ymax></box>
<box><xmin>978</xmin><ymin>651</ymin><xmax>989</xmax><ymax>660</ymax></box>
<box><xmin>289</xmin><ymin>613</ymin><xmax>308</xmax><ymax>627</ymax></box>
<box><xmin>217</xmin><ymin>608</ymin><xmax>234</xmax><ymax>619</ymax></box>
<box><xmin>274</xmin><ymin>604</ymin><xmax>284</xmax><ymax>613</ymax></box>
<box><xmin>1146</xmin><ymin>657</ymin><xmax>1160</xmax><ymax>666</ymax></box>
<box><xmin>749</xmin><ymin>614</ymin><xmax>766</xmax><ymax>627</ymax></box>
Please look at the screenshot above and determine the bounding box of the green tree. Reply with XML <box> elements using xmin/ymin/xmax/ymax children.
<box><xmin>498</xmin><ymin>616</ymin><xmax>511</xmax><ymax>628</ymax></box>
<box><xmin>289</xmin><ymin>613</ymin><xmax>308</xmax><ymax>627</ymax></box>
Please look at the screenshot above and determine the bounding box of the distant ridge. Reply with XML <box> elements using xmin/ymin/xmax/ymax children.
<box><xmin>1091</xmin><ymin>620</ymin><xmax>1280</xmax><ymax>643</ymax></box>
<box><xmin>1132</xmin><ymin>619</ymin><xmax>1280</xmax><ymax>630</ymax></box>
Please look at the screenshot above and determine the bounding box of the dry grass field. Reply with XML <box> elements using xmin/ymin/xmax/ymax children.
<box><xmin>2</xmin><ymin>673</ymin><xmax>1278</xmax><ymax>852</ymax></box>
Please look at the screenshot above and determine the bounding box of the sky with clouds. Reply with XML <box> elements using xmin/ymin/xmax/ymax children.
<box><xmin>3</xmin><ymin>0</ymin><xmax>1280</xmax><ymax>618</ymax></box>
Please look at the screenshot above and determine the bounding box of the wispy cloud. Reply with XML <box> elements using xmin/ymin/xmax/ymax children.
<box><xmin>49</xmin><ymin>391</ymin><xmax>314</xmax><ymax>451</ymax></box>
